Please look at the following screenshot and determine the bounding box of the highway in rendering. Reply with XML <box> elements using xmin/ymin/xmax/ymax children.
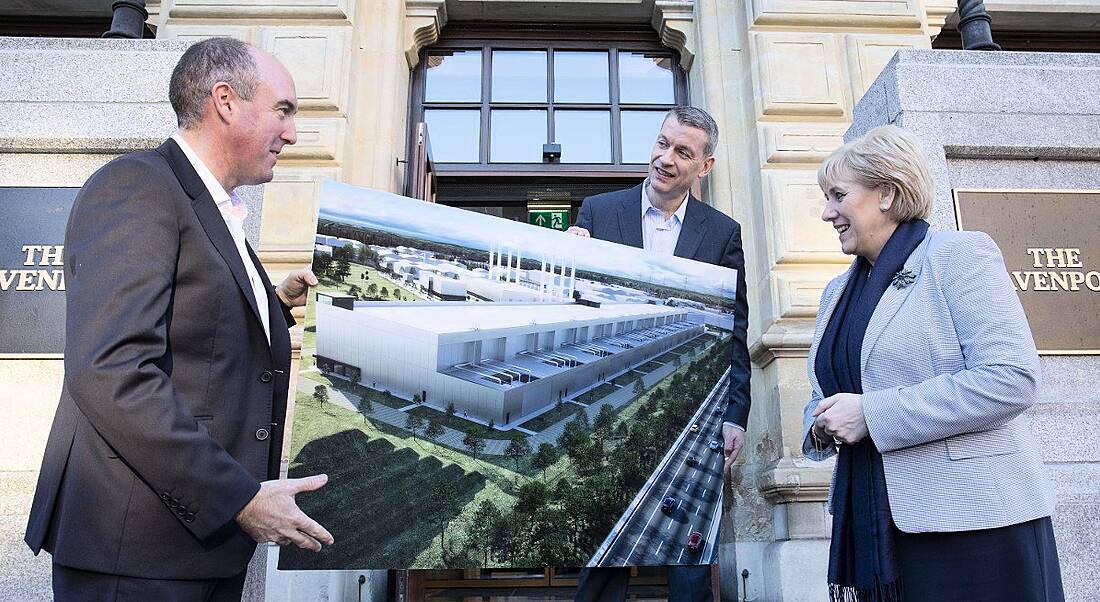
<box><xmin>591</xmin><ymin>373</ymin><xmax>730</xmax><ymax>567</ymax></box>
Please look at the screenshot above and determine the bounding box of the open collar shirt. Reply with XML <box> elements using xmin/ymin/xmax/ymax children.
<box><xmin>640</xmin><ymin>179</ymin><xmax>689</xmax><ymax>256</ymax></box>
<box><xmin>170</xmin><ymin>132</ymin><xmax>272</xmax><ymax>343</ymax></box>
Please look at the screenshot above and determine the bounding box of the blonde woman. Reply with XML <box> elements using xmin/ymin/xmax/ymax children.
<box><xmin>803</xmin><ymin>125</ymin><xmax>1063</xmax><ymax>601</ymax></box>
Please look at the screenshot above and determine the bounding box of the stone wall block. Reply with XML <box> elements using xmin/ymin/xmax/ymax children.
<box><xmin>844</xmin><ymin>34</ymin><xmax>928</xmax><ymax>100</ymax></box>
<box><xmin>759</xmin><ymin>122</ymin><xmax>847</xmax><ymax>166</ymax></box>
<box><xmin>279</xmin><ymin>117</ymin><xmax>345</xmax><ymax>161</ymax></box>
<box><xmin>772</xmin><ymin>270</ymin><xmax>843</xmax><ymax>320</ymax></box>
<box><xmin>748</xmin><ymin>0</ymin><xmax>922</xmax><ymax>28</ymax></box>
<box><xmin>258</xmin><ymin>166</ymin><xmax>338</xmax><ymax>253</ymax></box>
<box><xmin>157</xmin><ymin>25</ymin><xmax>256</xmax><ymax>43</ymax></box>
<box><xmin>166</xmin><ymin>0</ymin><xmax>350</xmax><ymax>20</ymax></box>
<box><xmin>259</xmin><ymin>27</ymin><xmax>351</xmax><ymax>112</ymax></box>
<box><xmin>761</xmin><ymin>169</ymin><xmax>850</xmax><ymax>266</ymax></box>
<box><xmin>752</xmin><ymin>32</ymin><xmax>849</xmax><ymax>118</ymax></box>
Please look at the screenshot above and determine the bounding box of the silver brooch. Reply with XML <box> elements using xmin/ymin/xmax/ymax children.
<box><xmin>891</xmin><ymin>269</ymin><xmax>915</xmax><ymax>289</ymax></box>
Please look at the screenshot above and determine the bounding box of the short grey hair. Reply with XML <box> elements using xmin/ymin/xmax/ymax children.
<box><xmin>664</xmin><ymin>106</ymin><xmax>719</xmax><ymax>157</ymax></box>
<box><xmin>817</xmin><ymin>125</ymin><xmax>934</xmax><ymax>222</ymax></box>
<box><xmin>169</xmin><ymin>37</ymin><xmax>259</xmax><ymax>129</ymax></box>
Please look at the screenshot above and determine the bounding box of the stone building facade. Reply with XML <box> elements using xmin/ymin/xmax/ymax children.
<box><xmin>1</xmin><ymin>1</ymin><xmax>1098</xmax><ymax>600</ymax></box>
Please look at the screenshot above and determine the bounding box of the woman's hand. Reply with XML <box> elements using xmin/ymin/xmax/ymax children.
<box><xmin>813</xmin><ymin>393</ymin><xmax>869</xmax><ymax>445</ymax></box>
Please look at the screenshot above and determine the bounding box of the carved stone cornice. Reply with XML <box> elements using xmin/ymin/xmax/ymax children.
<box><xmin>758</xmin><ymin>456</ymin><xmax>834</xmax><ymax>504</ymax></box>
<box><xmin>405</xmin><ymin>0</ymin><xmax>448</xmax><ymax>69</ymax></box>
<box><xmin>924</xmin><ymin>0</ymin><xmax>958</xmax><ymax>39</ymax></box>
<box><xmin>651</xmin><ymin>0</ymin><xmax>696</xmax><ymax>70</ymax></box>
<box><xmin>749</xmin><ymin>318</ymin><xmax>814</xmax><ymax>367</ymax></box>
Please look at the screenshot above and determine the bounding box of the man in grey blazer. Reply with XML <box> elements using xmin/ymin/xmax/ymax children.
<box><xmin>568</xmin><ymin>106</ymin><xmax>750</xmax><ymax>602</ymax></box>
<box><xmin>25</xmin><ymin>38</ymin><xmax>333</xmax><ymax>600</ymax></box>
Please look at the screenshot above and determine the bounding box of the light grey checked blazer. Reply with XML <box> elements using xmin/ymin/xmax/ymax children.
<box><xmin>802</xmin><ymin>229</ymin><xmax>1055</xmax><ymax>533</ymax></box>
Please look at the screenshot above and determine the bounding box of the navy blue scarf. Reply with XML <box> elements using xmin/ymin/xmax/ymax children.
<box><xmin>816</xmin><ymin>219</ymin><xmax>929</xmax><ymax>602</ymax></box>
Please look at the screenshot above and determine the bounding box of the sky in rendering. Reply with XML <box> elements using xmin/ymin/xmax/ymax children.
<box><xmin>319</xmin><ymin>182</ymin><xmax>737</xmax><ymax>300</ymax></box>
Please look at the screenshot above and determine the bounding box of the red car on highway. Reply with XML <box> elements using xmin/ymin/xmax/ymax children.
<box><xmin>686</xmin><ymin>531</ymin><xmax>703</xmax><ymax>551</ymax></box>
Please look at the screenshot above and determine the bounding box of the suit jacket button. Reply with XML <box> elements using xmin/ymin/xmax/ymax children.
<box><xmin>259</xmin><ymin>371</ymin><xmax>273</xmax><ymax>383</ymax></box>
<box><xmin>255</xmin><ymin>428</ymin><xmax>270</xmax><ymax>441</ymax></box>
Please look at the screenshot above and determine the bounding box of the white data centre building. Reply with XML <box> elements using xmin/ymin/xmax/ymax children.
<box><xmin>315</xmin><ymin>298</ymin><xmax>704</xmax><ymax>426</ymax></box>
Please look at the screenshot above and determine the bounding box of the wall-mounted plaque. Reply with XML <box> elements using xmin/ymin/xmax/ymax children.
<box><xmin>0</xmin><ymin>187</ymin><xmax>78</xmax><ymax>356</ymax></box>
<box><xmin>954</xmin><ymin>189</ymin><xmax>1100</xmax><ymax>355</ymax></box>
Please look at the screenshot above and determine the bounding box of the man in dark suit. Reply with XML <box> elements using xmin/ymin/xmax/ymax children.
<box><xmin>567</xmin><ymin>106</ymin><xmax>750</xmax><ymax>602</ymax></box>
<box><xmin>25</xmin><ymin>37</ymin><xmax>333</xmax><ymax>600</ymax></box>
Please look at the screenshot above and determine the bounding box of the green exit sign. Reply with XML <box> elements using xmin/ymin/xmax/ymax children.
<box><xmin>528</xmin><ymin>210</ymin><xmax>569</xmax><ymax>231</ymax></box>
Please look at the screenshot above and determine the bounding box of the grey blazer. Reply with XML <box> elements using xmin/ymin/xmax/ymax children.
<box><xmin>802</xmin><ymin>229</ymin><xmax>1055</xmax><ymax>533</ymax></box>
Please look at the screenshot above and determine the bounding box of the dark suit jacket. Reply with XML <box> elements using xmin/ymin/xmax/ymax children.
<box><xmin>576</xmin><ymin>183</ymin><xmax>751</xmax><ymax>427</ymax></box>
<box><xmin>25</xmin><ymin>139</ymin><xmax>295</xmax><ymax>579</ymax></box>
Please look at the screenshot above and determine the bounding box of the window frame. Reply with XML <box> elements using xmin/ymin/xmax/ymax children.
<box><xmin>409</xmin><ymin>26</ymin><xmax>689</xmax><ymax>177</ymax></box>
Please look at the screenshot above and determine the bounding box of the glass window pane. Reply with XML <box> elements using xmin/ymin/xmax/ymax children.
<box><xmin>492</xmin><ymin>51</ymin><xmax>547</xmax><ymax>103</ymax></box>
<box><xmin>618</xmin><ymin>52</ymin><xmax>675</xmax><ymax>104</ymax></box>
<box><xmin>425</xmin><ymin>51</ymin><xmax>481</xmax><ymax>103</ymax></box>
<box><xmin>555</xmin><ymin>111</ymin><xmax>610</xmax><ymax>164</ymax></box>
<box><xmin>424</xmin><ymin>109</ymin><xmax>480</xmax><ymax>163</ymax></box>
<box><xmin>620</xmin><ymin>111</ymin><xmax>667</xmax><ymax>164</ymax></box>
<box><xmin>491</xmin><ymin>110</ymin><xmax>546</xmax><ymax>162</ymax></box>
<box><xmin>554</xmin><ymin>51</ymin><xmax>609</xmax><ymax>103</ymax></box>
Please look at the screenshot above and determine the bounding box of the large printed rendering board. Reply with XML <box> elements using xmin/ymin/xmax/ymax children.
<box><xmin>280</xmin><ymin>182</ymin><xmax>738</xmax><ymax>570</ymax></box>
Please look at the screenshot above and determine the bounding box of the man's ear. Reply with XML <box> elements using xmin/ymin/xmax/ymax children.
<box><xmin>210</xmin><ymin>81</ymin><xmax>236</xmax><ymax>123</ymax></box>
<box><xmin>698</xmin><ymin>155</ymin><xmax>716</xmax><ymax>180</ymax></box>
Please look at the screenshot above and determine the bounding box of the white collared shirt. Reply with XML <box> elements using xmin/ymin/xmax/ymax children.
<box><xmin>171</xmin><ymin>132</ymin><xmax>271</xmax><ymax>343</ymax></box>
<box><xmin>640</xmin><ymin>179</ymin><xmax>689</xmax><ymax>256</ymax></box>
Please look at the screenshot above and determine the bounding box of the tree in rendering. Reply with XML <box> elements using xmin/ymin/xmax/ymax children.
<box><xmin>404</xmin><ymin>412</ymin><xmax>425</xmax><ymax>436</ymax></box>
<box><xmin>429</xmin><ymin>478</ymin><xmax>461</xmax><ymax>551</ymax></box>
<box><xmin>514</xmin><ymin>480</ymin><xmax>549</xmax><ymax>516</ymax></box>
<box><xmin>504</xmin><ymin>435</ymin><xmax>532</xmax><ymax>470</ymax></box>
<box><xmin>463</xmin><ymin>428</ymin><xmax>485</xmax><ymax>459</ymax></box>
<box><xmin>312</xmin><ymin>252</ymin><xmax>332</xmax><ymax>279</ymax></box>
<box><xmin>312</xmin><ymin>384</ymin><xmax>328</xmax><ymax>408</ymax></box>
<box><xmin>572</xmin><ymin>408</ymin><xmax>590</xmax><ymax>430</ymax></box>
<box><xmin>633</xmin><ymin>377</ymin><xmax>645</xmax><ymax>396</ymax></box>
<box><xmin>468</xmin><ymin>500</ymin><xmax>502</xmax><ymax>564</ymax></box>
<box><xmin>593</xmin><ymin>404</ymin><xmax>616</xmax><ymax>438</ymax></box>
<box><xmin>367</xmin><ymin>282</ymin><xmax>378</xmax><ymax>296</ymax></box>
<box><xmin>424</xmin><ymin>419</ymin><xmax>444</xmax><ymax>441</ymax></box>
<box><xmin>446</xmin><ymin>402</ymin><xmax>456</xmax><ymax>418</ymax></box>
<box><xmin>531</xmin><ymin>443</ymin><xmax>558</xmax><ymax>479</ymax></box>
<box><xmin>333</xmin><ymin>256</ymin><xmax>351</xmax><ymax>282</ymax></box>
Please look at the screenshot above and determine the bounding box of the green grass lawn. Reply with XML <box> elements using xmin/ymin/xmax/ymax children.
<box><xmin>574</xmin><ymin>382</ymin><xmax>621</xmax><ymax>405</ymax></box>
<box><xmin>635</xmin><ymin>359</ymin><xmax>665</xmax><ymax>374</ymax></box>
<box><xmin>611</xmin><ymin>370</ymin><xmax>646</xmax><ymax>387</ymax></box>
<box><xmin>281</xmin><ymin>327</ymin><xmax>727</xmax><ymax>570</ymax></box>
<box><xmin>406</xmin><ymin>406</ymin><xmax>525</xmax><ymax>441</ymax></box>
<box><xmin>517</xmin><ymin>401</ymin><xmax>587</xmax><ymax>432</ymax></box>
<box><xmin>299</xmin><ymin>369</ymin><xmax>410</xmax><ymax>410</ymax></box>
<box><xmin>282</xmin><ymin>394</ymin><xmax>536</xmax><ymax>569</ymax></box>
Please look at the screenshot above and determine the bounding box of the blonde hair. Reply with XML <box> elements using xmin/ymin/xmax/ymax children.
<box><xmin>817</xmin><ymin>125</ymin><xmax>933</xmax><ymax>222</ymax></box>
